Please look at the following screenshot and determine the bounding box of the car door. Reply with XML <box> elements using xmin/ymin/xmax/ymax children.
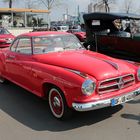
<box><xmin>5</xmin><ymin>37</ymin><xmax>34</xmax><ymax>90</ymax></box>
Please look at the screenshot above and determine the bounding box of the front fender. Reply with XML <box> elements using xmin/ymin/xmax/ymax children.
<box><xmin>38</xmin><ymin>65</ymin><xmax>85</xmax><ymax>107</ymax></box>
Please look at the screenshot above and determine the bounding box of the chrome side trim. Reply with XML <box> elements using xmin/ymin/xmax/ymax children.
<box><xmin>64</xmin><ymin>68</ymin><xmax>87</xmax><ymax>78</ymax></box>
<box><xmin>102</xmin><ymin>59</ymin><xmax>119</xmax><ymax>70</ymax></box>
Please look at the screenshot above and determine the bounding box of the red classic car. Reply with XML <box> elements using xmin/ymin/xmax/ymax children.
<box><xmin>0</xmin><ymin>31</ymin><xmax>140</xmax><ymax>119</ymax></box>
<box><xmin>67</xmin><ymin>29</ymin><xmax>86</xmax><ymax>42</ymax></box>
<box><xmin>0</xmin><ymin>28</ymin><xmax>15</xmax><ymax>48</ymax></box>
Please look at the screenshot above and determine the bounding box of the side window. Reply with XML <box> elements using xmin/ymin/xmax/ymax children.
<box><xmin>16</xmin><ymin>38</ymin><xmax>32</xmax><ymax>54</ymax></box>
<box><xmin>10</xmin><ymin>39</ymin><xmax>19</xmax><ymax>52</ymax></box>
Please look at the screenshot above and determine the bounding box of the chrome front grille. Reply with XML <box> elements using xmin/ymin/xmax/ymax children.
<box><xmin>98</xmin><ymin>74</ymin><xmax>135</xmax><ymax>94</ymax></box>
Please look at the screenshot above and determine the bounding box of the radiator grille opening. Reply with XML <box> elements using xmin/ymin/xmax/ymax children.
<box><xmin>98</xmin><ymin>74</ymin><xmax>135</xmax><ymax>94</ymax></box>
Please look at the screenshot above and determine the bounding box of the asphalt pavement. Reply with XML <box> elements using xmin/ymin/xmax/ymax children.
<box><xmin>0</xmin><ymin>82</ymin><xmax>140</xmax><ymax>140</ymax></box>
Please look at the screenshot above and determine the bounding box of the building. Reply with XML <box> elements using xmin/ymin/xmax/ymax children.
<box><xmin>0</xmin><ymin>8</ymin><xmax>49</xmax><ymax>35</ymax></box>
<box><xmin>0</xmin><ymin>8</ymin><xmax>49</xmax><ymax>28</ymax></box>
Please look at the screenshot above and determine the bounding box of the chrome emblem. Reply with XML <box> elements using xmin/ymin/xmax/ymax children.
<box><xmin>118</xmin><ymin>78</ymin><xmax>124</xmax><ymax>89</ymax></box>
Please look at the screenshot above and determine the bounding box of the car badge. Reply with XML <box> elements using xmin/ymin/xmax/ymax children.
<box><xmin>118</xmin><ymin>77</ymin><xmax>124</xmax><ymax>89</ymax></box>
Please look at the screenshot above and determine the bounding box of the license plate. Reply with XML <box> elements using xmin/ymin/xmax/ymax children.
<box><xmin>111</xmin><ymin>91</ymin><xmax>139</xmax><ymax>106</ymax></box>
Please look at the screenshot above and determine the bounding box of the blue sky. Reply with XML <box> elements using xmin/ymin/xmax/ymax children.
<box><xmin>0</xmin><ymin>0</ymin><xmax>139</xmax><ymax>20</ymax></box>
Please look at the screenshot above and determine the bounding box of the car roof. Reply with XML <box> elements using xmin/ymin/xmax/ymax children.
<box><xmin>83</xmin><ymin>12</ymin><xmax>140</xmax><ymax>21</ymax></box>
<box><xmin>18</xmin><ymin>31</ymin><xmax>70</xmax><ymax>37</ymax></box>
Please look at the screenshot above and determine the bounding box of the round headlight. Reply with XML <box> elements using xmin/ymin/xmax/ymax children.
<box><xmin>137</xmin><ymin>67</ymin><xmax>140</xmax><ymax>81</ymax></box>
<box><xmin>81</xmin><ymin>79</ymin><xmax>96</xmax><ymax>96</ymax></box>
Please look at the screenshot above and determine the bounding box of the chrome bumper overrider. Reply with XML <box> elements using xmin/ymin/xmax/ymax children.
<box><xmin>72</xmin><ymin>88</ymin><xmax>140</xmax><ymax>112</ymax></box>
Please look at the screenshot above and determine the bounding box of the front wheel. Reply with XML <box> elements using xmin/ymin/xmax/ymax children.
<box><xmin>48</xmin><ymin>87</ymin><xmax>72</xmax><ymax>120</ymax></box>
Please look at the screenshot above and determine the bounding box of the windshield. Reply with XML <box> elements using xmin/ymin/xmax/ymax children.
<box><xmin>33</xmin><ymin>34</ymin><xmax>84</xmax><ymax>54</ymax></box>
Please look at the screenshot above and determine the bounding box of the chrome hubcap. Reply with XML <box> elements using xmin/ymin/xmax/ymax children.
<box><xmin>53</xmin><ymin>96</ymin><xmax>61</xmax><ymax>107</ymax></box>
<box><xmin>49</xmin><ymin>88</ymin><xmax>64</xmax><ymax>118</ymax></box>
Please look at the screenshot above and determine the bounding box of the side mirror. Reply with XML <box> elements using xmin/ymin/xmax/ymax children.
<box><xmin>83</xmin><ymin>42</ymin><xmax>90</xmax><ymax>50</ymax></box>
<box><xmin>87</xmin><ymin>45</ymin><xmax>91</xmax><ymax>50</ymax></box>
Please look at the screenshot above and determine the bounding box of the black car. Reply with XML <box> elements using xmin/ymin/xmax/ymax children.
<box><xmin>83</xmin><ymin>12</ymin><xmax>140</xmax><ymax>62</ymax></box>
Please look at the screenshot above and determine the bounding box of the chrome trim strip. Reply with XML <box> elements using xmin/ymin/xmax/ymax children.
<box><xmin>64</xmin><ymin>68</ymin><xmax>87</xmax><ymax>78</ymax></box>
<box><xmin>72</xmin><ymin>88</ymin><xmax>140</xmax><ymax>112</ymax></box>
<box><xmin>98</xmin><ymin>83</ymin><xmax>119</xmax><ymax>89</ymax></box>
<box><xmin>102</xmin><ymin>59</ymin><xmax>119</xmax><ymax>70</ymax></box>
<box><xmin>99</xmin><ymin>74</ymin><xmax>135</xmax><ymax>85</ymax></box>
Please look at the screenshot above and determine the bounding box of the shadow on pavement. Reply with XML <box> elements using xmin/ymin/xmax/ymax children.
<box><xmin>127</xmin><ymin>99</ymin><xmax>140</xmax><ymax>104</ymax></box>
<box><xmin>0</xmin><ymin>82</ymin><xmax>123</xmax><ymax>132</ymax></box>
<box><xmin>121</xmin><ymin>114</ymin><xmax>140</xmax><ymax>125</ymax></box>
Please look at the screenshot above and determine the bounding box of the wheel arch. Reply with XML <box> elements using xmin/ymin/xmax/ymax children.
<box><xmin>42</xmin><ymin>82</ymin><xmax>66</xmax><ymax>100</ymax></box>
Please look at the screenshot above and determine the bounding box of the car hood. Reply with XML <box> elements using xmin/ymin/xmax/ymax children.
<box><xmin>0</xmin><ymin>34</ymin><xmax>15</xmax><ymax>38</ymax></box>
<box><xmin>0</xmin><ymin>34</ymin><xmax>15</xmax><ymax>42</ymax></box>
<box><xmin>34</xmin><ymin>50</ymin><xmax>135</xmax><ymax>80</ymax></box>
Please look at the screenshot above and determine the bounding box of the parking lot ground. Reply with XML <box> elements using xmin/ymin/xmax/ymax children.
<box><xmin>0</xmin><ymin>82</ymin><xmax>140</xmax><ymax>140</ymax></box>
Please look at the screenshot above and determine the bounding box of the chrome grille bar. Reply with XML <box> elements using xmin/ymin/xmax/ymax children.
<box><xmin>98</xmin><ymin>74</ymin><xmax>135</xmax><ymax>94</ymax></box>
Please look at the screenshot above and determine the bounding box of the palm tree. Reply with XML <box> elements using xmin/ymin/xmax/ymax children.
<box><xmin>3</xmin><ymin>0</ymin><xmax>15</xmax><ymax>8</ymax></box>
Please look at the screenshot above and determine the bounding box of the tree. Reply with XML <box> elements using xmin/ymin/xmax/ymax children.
<box><xmin>25</xmin><ymin>0</ymin><xmax>37</xmax><ymax>9</ymax></box>
<box><xmin>40</xmin><ymin>0</ymin><xmax>62</xmax><ymax>11</ymax></box>
<box><xmin>3</xmin><ymin>0</ymin><xmax>15</xmax><ymax>8</ymax></box>
<box><xmin>93</xmin><ymin>0</ymin><xmax>116</xmax><ymax>13</ymax></box>
<box><xmin>39</xmin><ymin>0</ymin><xmax>63</xmax><ymax>27</ymax></box>
<box><xmin>103</xmin><ymin>0</ymin><xmax>110</xmax><ymax>12</ymax></box>
<box><xmin>123</xmin><ymin>0</ymin><xmax>135</xmax><ymax>13</ymax></box>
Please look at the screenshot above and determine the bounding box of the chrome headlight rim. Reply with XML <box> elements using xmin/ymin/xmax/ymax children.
<box><xmin>137</xmin><ymin>67</ymin><xmax>140</xmax><ymax>81</ymax></box>
<box><xmin>81</xmin><ymin>79</ymin><xmax>96</xmax><ymax>96</ymax></box>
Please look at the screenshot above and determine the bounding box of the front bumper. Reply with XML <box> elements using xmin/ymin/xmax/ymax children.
<box><xmin>72</xmin><ymin>88</ymin><xmax>140</xmax><ymax>112</ymax></box>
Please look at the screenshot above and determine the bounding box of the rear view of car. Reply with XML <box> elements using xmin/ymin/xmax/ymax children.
<box><xmin>0</xmin><ymin>28</ymin><xmax>15</xmax><ymax>48</ymax></box>
<box><xmin>67</xmin><ymin>29</ymin><xmax>86</xmax><ymax>42</ymax></box>
<box><xmin>57</xmin><ymin>26</ymin><xmax>69</xmax><ymax>32</ymax></box>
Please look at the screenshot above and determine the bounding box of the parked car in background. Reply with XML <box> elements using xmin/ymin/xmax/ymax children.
<box><xmin>57</xmin><ymin>25</ymin><xmax>69</xmax><ymax>32</ymax></box>
<box><xmin>67</xmin><ymin>29</ymin><xmax>86</xmax><ymax>42</ymax></box>
<box><xmin>0</xmin><ymin>31</ymin><xmax>140</xmax><ymax>119</ymax></box>
<box><xmin>0</xmin><ymin>28</ymin><xmax>15</xmax><ymax>48</ymax></box>
<box><xmin>83</xmin><ymin>12</ymin><xmax>140</xmax><ymax>62</ymax></box>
